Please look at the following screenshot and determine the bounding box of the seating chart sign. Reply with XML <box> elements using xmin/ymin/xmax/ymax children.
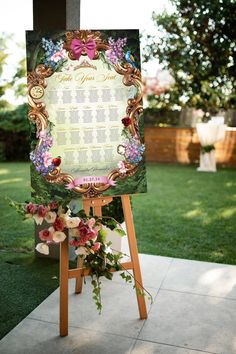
<box><xmin>26</xmin><ymin>30</ymin><xmax>146</xmax><ymax>197</ymax></box>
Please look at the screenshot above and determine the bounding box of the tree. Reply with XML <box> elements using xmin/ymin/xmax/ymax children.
<box><xmin>0</xmin><ymin>34</ymin><xmax>28</xmax><ymax>161</ymax></box>
<box><xmin>0</xmin><ymin>34</ymin><xmax>11</xmax><ymax>99</ymax></box>
<box><xmin>0</xmin><ymin>33</ymin><xmax>27</xmax><ymax>107</ymax></box>
<box><xmin>144</xmin><ymin>0</ymin><xmax>236</xmax><ymax>115</ymax></box>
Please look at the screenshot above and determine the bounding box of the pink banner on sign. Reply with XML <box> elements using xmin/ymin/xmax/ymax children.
<box><xmin>66</xmin><ymin>176</ymin><xmax>116</xmax><ymax>189</ymax></box>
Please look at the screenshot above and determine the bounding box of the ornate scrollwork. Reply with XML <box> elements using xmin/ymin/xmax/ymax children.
<box><xmin>27</xmin><ymin>31</ymin><xmax>144</xmax><ymax>197</ymax></box>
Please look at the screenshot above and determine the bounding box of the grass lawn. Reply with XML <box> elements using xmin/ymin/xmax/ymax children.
<box><xmin>133</xmin><ymin>163</ymin><xmax>236</xmax><ymax>264</ymax></box>
<box><xmin>0</xmin><ymin>163</ymin><xmax>59</xmax><ymax>339</ymax></box>
<box><xmin>1</xmin><ymin>161</ymin><xmax>236</xmax><ymax>338</ymax></box>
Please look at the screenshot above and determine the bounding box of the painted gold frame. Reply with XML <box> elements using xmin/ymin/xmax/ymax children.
<box><xmin>27</xmin><ymin>30</ymin><xmax>144</xmax><ymax>197</ymax></box>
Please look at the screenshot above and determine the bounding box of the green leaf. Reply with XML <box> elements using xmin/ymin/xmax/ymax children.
<box><xmin>114</xmin><ymin>227</ymin><xmax>126</xmax><ymax>237</ymax></box>
<box><xmin>98</xmin><ymin>228</ymin><xmax>108</xmax><ymax>243</ymax></box>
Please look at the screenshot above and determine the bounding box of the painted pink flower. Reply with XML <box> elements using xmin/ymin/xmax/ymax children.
<box><xmin>91</xmin><ymin>242</ymin><xmax>101</xmax><ymax>253</ymax></box>
<box><xmin>53</xmin><ymin>217</ymin><xmax>65</xmax><ymax>232</ymax></box>
<box><xmin>39</xmin><ymin>228</ymin><xmax>53</xmax><ymax>242</ymax></box>
<box><xmin>118</xmin><ymin>160</ymin><xmax>127</xmax><ymax>174</ymax></box>
<box><xmin>26</xmin><ymin>202</ymin><xmax>37</xmax><ymax>215</ymax></box>
<box><xmin>50</xmin><ymin>49</ymin><xmax>66</xmax><ymax>63</ymax></box>
<box><xmin>43</xmin><ymin>151</ymin><xmax>52</xmax><ymax>168</ymax></box>
<box><xmin>38</xmin><ymin>130</ymin><xmax>47</xmax><ymax>139</ymax></box>
<box><xmin>38</xmin><ymin>205</ymin><xmax>48</xmax><ymax>218</ymax></box>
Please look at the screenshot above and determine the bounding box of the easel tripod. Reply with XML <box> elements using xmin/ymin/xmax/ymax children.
<box><xmin>60</xmin><ymin>194</ymin><xmax>147</xmax><ymax>336</ymax></box>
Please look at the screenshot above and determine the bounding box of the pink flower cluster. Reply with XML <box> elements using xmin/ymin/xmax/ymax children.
<box><xmin>24</xmin><ymin>201</ymin><xmax>102</xmax><ymax>256</ymax></box>
<box><xmin>69</xmin><ymin>218</ymin><xmax>99</xmax><ymax>247</ymax></box>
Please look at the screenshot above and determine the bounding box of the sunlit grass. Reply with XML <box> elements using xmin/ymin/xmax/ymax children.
<box><xmin>0</xmin><ymin>162</ymin><xmax>33</xmax><ymax>250</ymax></box>
<box><xmin>133</xmin><ymin>163</ymin><xmax>236</xmax><ymax>265</ymax></box>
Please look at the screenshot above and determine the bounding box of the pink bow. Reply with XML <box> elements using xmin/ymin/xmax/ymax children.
<box><xmin>70</xmin><ymin>38</ymin><xmax>96</xmax><ymax>60</ymax></box>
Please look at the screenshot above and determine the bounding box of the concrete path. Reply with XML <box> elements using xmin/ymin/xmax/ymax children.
<box><xmin>1</xmin><ymin>254</ymin><xmax>236</xmax><ymax>354</ymax></box>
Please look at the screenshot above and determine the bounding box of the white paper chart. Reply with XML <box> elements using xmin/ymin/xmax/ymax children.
<box><xmin>42</xmin><ymin>57</ymin><xmax>132</xmax><ymax>177</ymax></box>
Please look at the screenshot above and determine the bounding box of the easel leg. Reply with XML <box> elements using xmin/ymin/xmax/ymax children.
<box><xmin>75</xmin><ymin>257</ymin><xmax>84</xmax><ymax>294</ymax></box>
<box><xmin>121</xmin><ymin>195</ymin><xmax>147</xmax><ymax>319</ymax></box>
<box><xmin>60</xmin><ymin>235</ymin><xmax>69</xmax><ymax>336</ymax></box>
<box><xmin>75</xmin><ymin>200</ymin><xmax>93</xmax><ymax>294</ymax></box>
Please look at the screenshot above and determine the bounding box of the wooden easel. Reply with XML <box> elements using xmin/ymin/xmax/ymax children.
<box><xmin>60</xmin><ymin>194</ymin><xmax>147</xmax><ymax>336</ymax></box>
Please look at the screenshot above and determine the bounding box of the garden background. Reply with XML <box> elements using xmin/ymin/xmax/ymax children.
<box><xmin>1</xmin><ymin>0</ymin><xmax>236</xmax><ymax>341</ymax></box>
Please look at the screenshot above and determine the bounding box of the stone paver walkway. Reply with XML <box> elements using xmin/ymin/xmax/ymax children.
<box><xmin>1</xmin><ymin>254</ymin><xmax>236</xmax><ymax>354</ymax></box>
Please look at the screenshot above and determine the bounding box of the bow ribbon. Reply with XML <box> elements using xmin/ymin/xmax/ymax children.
<box><xmin>70</xmin><ymin>38</ymin><xmax>96</xmax><ymax>60</ymax></box>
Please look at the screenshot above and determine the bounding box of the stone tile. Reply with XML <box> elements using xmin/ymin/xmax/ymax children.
<box><xmin>132</xmin><ymin>340</ymin><xmax>213</xmax><ymax>354</ymax></box>
<box><xmin>139</xmin><ymin>289</ymin><xmax>236</xmax><ymax>354</ymax></box>
<box><xmin>139</xmin><ymin>254</ymin><xmax>173</xmax><ymax>289</ymax></box>
<box><xmin>0</xmin><ymin>318</ymin><xmax>135</xmax><ymax>354</ymax></box>
<box><xmin>111</xmin><ymin>253</ymin><xmax>173</xmax><ymax>290</ymax></box>
<box><xmin>28</xmin><ymin>279</ymin><xmax>156</xmax><ymax>338</ymax></box>
<box><xmin>162</xmin><ymin>258</ymin><xmax>236</xmax><ymax>299</ymax></box>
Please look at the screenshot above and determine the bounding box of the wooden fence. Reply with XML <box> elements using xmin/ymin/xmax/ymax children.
<box><xmin>144</xmin><ymin>127</ymin><xmax>236</xmax><ymax>167</ymax></box>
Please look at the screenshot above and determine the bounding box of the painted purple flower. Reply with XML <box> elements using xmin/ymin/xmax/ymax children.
<box><xmin>105</xmin><ymin>37</ymin><xmax>127</xmax><ymax>64</ymax></box>
<box><xmin>30</xmin><ymin>131</ymin><xmax>54</xmax><ymax>176</ymax></box>
<box><xmin>124</xmin><ymin>137</ymin><xmax>145</xmax><ymax>164</ymax></box>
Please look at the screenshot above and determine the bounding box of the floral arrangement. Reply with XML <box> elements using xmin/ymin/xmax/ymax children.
<box><xmin>12</xmin><ymin>197</ymin><xmax>151</xmax><ymax>312</ymax></box>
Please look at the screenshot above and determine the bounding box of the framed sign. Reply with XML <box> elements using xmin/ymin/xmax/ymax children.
<box><xmin>26</xmin><ymin>30</ymin><xmax>147</xmax><ymax>197</ymax></box>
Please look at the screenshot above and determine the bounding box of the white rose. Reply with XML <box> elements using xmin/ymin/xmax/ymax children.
<box><xmin>45</xmin><ymin>211</ymin><xmax>57</xmax><ymax>224</ymax></box>
<box><xmin>35</xmin><ymin>242</ymin><xmax>49</xmax><ymax>255</ymax></box>
<box><xmin>53</xmin><ymin>231</ymin><xmax>67</xmax><ymax>243</ymax></box>
<box><xmin>75</xmin><ymin>246</ymin><xmax>88</xmax><ymax>256</ymax></box>
<box><xmin>69</xmin><ymin>228</ymin><xmax>80</xmax><ymax>237</ymax></box>
<box><xmin>33</xmin><ymin>214</ymin><xmax>44</xmax><ymax>225</ymax></box>
<box><xmin>65</xmin><ymin>217</ymin><xmax>81</xmax><ymax>228</ymax></box>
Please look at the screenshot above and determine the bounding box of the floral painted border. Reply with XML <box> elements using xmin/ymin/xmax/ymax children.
<box><xmin>28</xmin><ymin>30</ymin><xmax>145</xmax><ymax>197</ymax></box>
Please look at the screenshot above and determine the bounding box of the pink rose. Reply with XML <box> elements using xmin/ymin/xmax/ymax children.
<box><xmin>53</xmin><ymin>217</ymin><xmax>65</xmax><ymax>231</ymax></box>
<box><xmin>48</xmin><ymin>201</ymin><xmax>59</xmax><ymax>210</ymax></box>
<box><xmin>69</xmin><ymin>239</ymin><xmax>81</xmax><ymax>247</ymax></box>
<box><xmin>79</xmin><ymin>220</ymin><xmax>85</xmax><ymax>228</ymax></box>
<box><xmin>38</xmin><ymin>205</ymin><xmax>48</xmax><ymax>218</ymax></box>
<box><xmin>39</xmin><ymin>228</ymin><xmax>53</xmax><ymax>242</ymax></box>
<box><xmin>79</xmin><ymin>225</ymin><xmax>90</xmax><ymax>238</ymax></box>
<box><xmin>78</xmin><ymin>225</ymin><xmax>91</xmax><ymax>244</ymax></box>
<box><xmin>87</xmin><ymin>218</ymin><xmax>96</xmax><ymax>228</ymax></box>
<box><xmin>91</xmin><ymin>242</ymin><xmax>101</xmax><ymax>252</ymax></box>
<box><xmin>87</xmin><ymin>228</ymin><xmax>98</xmax><ymax>241</ymax></box>
<box><xmin>26</xmin><ymin>202</ymin><xmax>37</xmax><ymax>215</ymax></box>
<box><xmin>43</xmin><ymin>151</ymin><xmax>52</xmax><ymax>168</ymax></box>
